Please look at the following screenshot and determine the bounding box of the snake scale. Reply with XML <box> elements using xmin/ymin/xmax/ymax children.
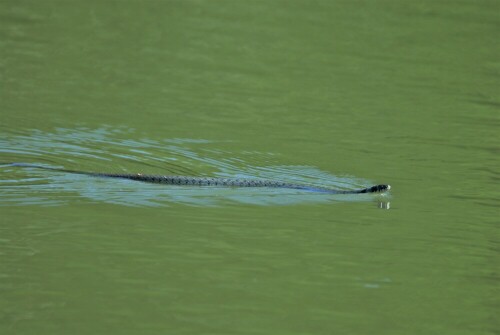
<box><xmin>2</xmin><ymin>163</ymin><xmax>390</xmax><ymax>194</ymax></box>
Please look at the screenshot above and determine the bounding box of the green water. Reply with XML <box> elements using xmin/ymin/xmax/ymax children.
<box><xmin>1</xmin><ymin>1</ymin><xmax>498</xmax><ymax>334</ymax></box>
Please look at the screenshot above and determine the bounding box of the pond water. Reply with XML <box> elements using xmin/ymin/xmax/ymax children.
<box><xmin>1</xmin><ymin>1</ymin><xmax>498</xmax><ymax>334</ymax></box>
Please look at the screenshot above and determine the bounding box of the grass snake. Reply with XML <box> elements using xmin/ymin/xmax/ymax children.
<box><xmin>2</xmin><ymin>163</ymin><xmax>390</xmax><ymax>194</ymax></box>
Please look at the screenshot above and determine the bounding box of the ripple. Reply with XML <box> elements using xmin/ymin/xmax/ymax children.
<box><xmin>0</xmin><ymin>127</ymin><xmax>389</xmax><ymax>207</ymax></box>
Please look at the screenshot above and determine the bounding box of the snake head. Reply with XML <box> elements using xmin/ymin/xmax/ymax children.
<box><xmin>370</xmin><ymin>184</ymin><xmax>391</xmax><ymax>193</ymax></box>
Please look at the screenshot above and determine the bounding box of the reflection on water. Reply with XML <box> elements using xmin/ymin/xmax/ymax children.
<box><xmin>0</xmin><ymin>127</ymin><xmax>390</xmax><ymax>207</ymax></box>
<box><xmin>378</xmin><ymin>201</ymin><xmax>390</xmax><ymax>210</ymax></box>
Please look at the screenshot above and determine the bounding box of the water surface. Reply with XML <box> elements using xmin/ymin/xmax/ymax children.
<box><xmin>1</xmin><ymin>1</ymin><xmax>498</xmax><ymax>334</ymax></box>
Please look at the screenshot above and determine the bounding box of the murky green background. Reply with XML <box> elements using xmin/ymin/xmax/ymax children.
<box><xmin>1</xmin><ymin>1</ymin><xmax>498</xmax><ymax>334</ymax></box>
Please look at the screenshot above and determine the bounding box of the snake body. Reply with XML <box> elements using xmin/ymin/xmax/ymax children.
<box><xmin>3</xmin><ymin>163</ymin><xmax>390</xmax><ymax>194</ymax></box>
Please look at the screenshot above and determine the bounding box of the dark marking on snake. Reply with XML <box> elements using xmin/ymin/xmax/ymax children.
<box><xmin>1</xmin><ymin>163</ymin><xmax>390</xmax><ymax>194</ymax></box>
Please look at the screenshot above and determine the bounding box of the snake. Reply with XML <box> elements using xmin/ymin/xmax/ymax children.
<box><xmin>2</xmin><ymin>163</ymin><xmax>390</xmax><ymax>194</ymax></box>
